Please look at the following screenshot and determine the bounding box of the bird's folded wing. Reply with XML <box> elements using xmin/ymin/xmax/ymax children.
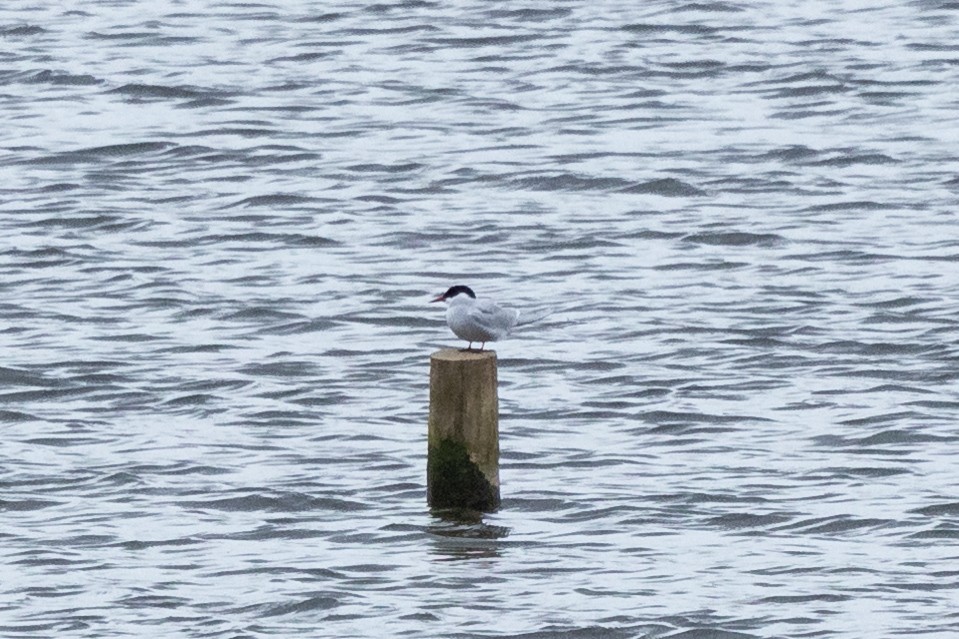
<box><xmin>468</xmin><ymin>302</ymin><xmax>519</xmax><ymax>335</ymax></box>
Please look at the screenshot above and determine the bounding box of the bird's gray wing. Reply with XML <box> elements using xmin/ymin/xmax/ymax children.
<box><xmin>468</xmin><ymin>300</ymin><xmax>520</xmax><ymax>338</ymax></box>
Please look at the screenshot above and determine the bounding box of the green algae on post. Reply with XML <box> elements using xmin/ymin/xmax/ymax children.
<box><xmin>427</xmin><ymin>438</ymin><xmax>499</xmax><ymax>511</ymax></box>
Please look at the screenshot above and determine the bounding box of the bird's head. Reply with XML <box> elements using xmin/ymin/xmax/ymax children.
<box><xmin>430</xmin><ymin>285</ymin><xmax>476</xmax><ymax>303</ymax></box>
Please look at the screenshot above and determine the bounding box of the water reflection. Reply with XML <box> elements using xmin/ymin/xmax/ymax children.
<box><xmin>428</xmin><ymin>508</ymin><xmax>511</xmax><ymax>561</ymax></box>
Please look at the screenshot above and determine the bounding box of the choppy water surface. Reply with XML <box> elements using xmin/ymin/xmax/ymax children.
<box><xmin>3</xmin><ymin>1</ymin><xmax>959</xmax><ymax>637</ymax></box>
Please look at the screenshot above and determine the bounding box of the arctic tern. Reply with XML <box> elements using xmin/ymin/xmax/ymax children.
<box><xmin>430</xmin><ymin>285</ymin><xmax>530</xmax><ymax>351</ymax></box>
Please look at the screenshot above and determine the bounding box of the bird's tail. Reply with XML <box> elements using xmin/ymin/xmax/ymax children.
<box><xmin>515</xmin><ymin>307</ymin><xmax>553</xmax><ymax>327</ymax></box>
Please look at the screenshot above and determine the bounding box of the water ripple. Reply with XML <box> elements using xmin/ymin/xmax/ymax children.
<box><xmin>2</xmin><ymin>0</ymin><xmax>958</xmax><ymax>637</ymax></box>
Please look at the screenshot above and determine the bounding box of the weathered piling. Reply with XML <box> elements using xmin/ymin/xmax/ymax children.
<box><xmin>427</xmin><ymin>348</ymin><xmax>500</xmax><ymax>511</ymax></box>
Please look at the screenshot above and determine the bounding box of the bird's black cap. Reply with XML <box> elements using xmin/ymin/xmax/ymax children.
<box><xmin>441</xmin><ymin>285</ymin><xmax>476</xmax><ymax>300</ymax></box>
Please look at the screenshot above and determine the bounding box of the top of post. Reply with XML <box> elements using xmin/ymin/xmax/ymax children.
<box><xmin>431</xmin><ymin>348</ymin><xmax>497</xmax><ymax>362</ymax></box>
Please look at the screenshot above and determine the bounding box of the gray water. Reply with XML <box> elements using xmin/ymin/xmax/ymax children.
<box><xmin>2</xmin><ymin>1</ymin><xmax>959</xmax><ymax>637</ymax></box>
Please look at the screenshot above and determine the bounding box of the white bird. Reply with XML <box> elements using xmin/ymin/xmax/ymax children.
<box><xmin>430</xmin><ymin>285</ymin><xmax>522</xmax><ymax>351</ymax></box>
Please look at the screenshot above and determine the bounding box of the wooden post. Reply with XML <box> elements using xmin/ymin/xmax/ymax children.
<box><xmin>427</xmin><ymin>348</ymin><xmax>500</xmax><ymax>512</ymax></box>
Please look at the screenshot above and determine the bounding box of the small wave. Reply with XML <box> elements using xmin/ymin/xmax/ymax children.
<box><xmin>28</xmin><ymin>141</ymin><xmax>173</xmax><ymax>165</ymax></box>
<box><xmin>0</xmin><ymin>24</ymin><xmax>44</xmax><ymax>36</ymax></box>
<box><xmin>706</xmin><ymin>512</ymin><xmax>793</xmax><ymax>529</ymax></box>
<box><xmin>86</xmin><ymin>140</ymin><xmax>169</xmax><ymax>157</ymax></box>
<box><xmin>514</xmin><ymin>172</ymin><xmax>702</xmax><ymax>194</ymax></box>
<box><xmin>771</xmin><ymin>84</ymin><xmax>846</xmax><ymax>98</ymax></box>
<box><xmin>683</xmin><ymin>231</ymin><xmax>783</xmax><ymax>247</ymax></box>
<box><xmin>759</xmin><ymin>145</ymin><xmax>820</xmax><ymax>162</ymax></box>
<box><xmin>239</xmin><ymin>361</ymin><xmax>320</xmax><ymax>378</ymax></box>
<box><xmin>814</xmin><ymin>428</ymin><xmax>952</xmax><ymax>449</ymax></box>
<box><xmin>118</xmin><ymin>594</ymin><xmax>191</xmax><ymax>610</ymax></box>
<box><xmin>106</xmin><ymin>83</ymin><xmax>221</xmax><ymax>100</ymax></box>
<box><xmin>513</xmin><ymin>173</ymin><xmax>633</xmax><ymax>192</ymax></box>
<box><xmin>0</xmin><ymin>409</ymin><xmax>36</xmax><ymax>422</ymax></box>
<box><xmin>163</xmin><ymin>393</ymin><xmax>216</xmax><ymax>406</ymax></box>
<box><xmin>621</xmin><ymin>178</ymin><xmax>705</xmax><ymax>196</ymax></box>
<box><xmin>222</xmin><ymin>307</ymin><xmax>304</xmax><ymax>322</ymax></box>
<box><xmin>181</xmin><ymin>492</ymin><xmax>368</xmax><ymax>513</ymax></box>
<box><xmin>771</xmin><ymin>70</ymin><xmax>842</xmax><ymax>84</ymax></box>
<box><xmin>118</xmin><ymin>537</ymin><xmax>203</xmax><ymax>551</ymax></box>
<box><xmin>196</xmin><ymin>231</ymin><xmax>337</xmax><ymax>247</ymax></box>
<box><xmin>266</xmin><ymin>319</ymin><xmax>339</xmax><ymax>335</ymax></box>
<box><xmin>804</xmin><ymin>200</ymin><xmax>896</xmax><ymax>211</ymax></box>
<box><xmin>660</xmin><ymin>58</ymin><xmax>726</xmax><ymax>72</ymax></box>
<box><xmin>303</xmin><ymin>12</ymin><xmax>345</xmax><ymax>22</ymax></box>
<box><xmin>269</xmin><ymin>51</ymin><xmax>336</xmax><ymax>63</ymax></box>
<box><xmin>90</xmin><ymin>333</ymin><xmax>160</xmax><ymax>343</ymax></box>
<box><xmin>231</xmin><ymin>193</ymin><xmax>318</xmax><ymax>207</ymax></box>
<box><xmin>806</xmin><ymin>518</ymin><xmax>894</xmax><ymax>535</ymax></box>
<box><xmin>815</xmin><ymin>340</ymin><xmax>930</xmax><ymax>356</ymax></box>
<box><xmin>177</xmin><ymin>97</ymin><xmax>235</xmax><ymax>109</ymax></box>
<box><xmin>341</xmin><ymin>25</ymin><xmax>438</xmax><ymax>36</ymax></box>
<box><xmin>86</xmin><ymin>32</ymin><xmax>198</xmax><ymax>45</ymax></box>
<box><xmin>0</xmin><ymin>365</ymin><xmax>57</xmax><ymax>386</ymax></box>
<box><xmin>760</xmin><ymin>593</ymin><xmax>851</xmax><ymax>604</ymax></box>
<box><xmin>355</xmin><ymin>194</ymin><xmax>404</xmax><ymax>203</ymax></box>
<box><xmin>907</xmin><ymin>528</ymin><xmax>959</xmax><ymax>540</ymax></box>
<box><xmin>641</xmin><ymin>409</ymin><xmax>761</xmax><ymax>425</ymax></box>
<box><xmin>622</xmin><ymin>23</ymin><xmax>720</xmax><ymax>35</ymax></box>
<box><xmin>669</xmin><ymin>2</ymin><xmax>745</xmax><ymax>12</ymax></box>
<box><xmin>428</xmin><ymin>34</ymin><xmax>543</xmax><ymax>48</ymax></box>
<box><xmin>260</xmin><ymin>595</ymin><xmax>341</xmax><ymax>616</ymax></box>
<box><xmin>547</xmin><ymin>63</ymin><xmax>644</xmax><ymax>76</ymax></box>
<box><xmin>26</xmin><ymin>70</ymin><xmax>101</xmax><ymax>85</ymax></box>
<box><xmin>661</xmin><ymin>629</ymin><xmax>758</xmax><ymax>639</ymax></box>
<box><xmin>27</xmin><ymin>214</ymin><xmax>136</xmax><ymax>231</ymax></box>
<box><xmin>910</xmin><ymin>502</ymin><xmax>959</xmax><ymax>517</ymax></box>
<box><xmin>806</xmin><ymin>152</ymin><xmax>898</xmax><ymax>167</ymax></box>
<box><xmin>865</xmin><ymin>296</ymin><xmax>932</xmax><ymax>309</ymax></box>
<box><xmin>488</xmin><ymin>8</ymin><xmax>573</xmax><ymax>20</ymax></box>
<box><xmin>347</xmin><ymin>162</ymin><xmax>425</xmax><ymax>173</ymax></box>
<box><xmin>0</xmin><ymin>498</ymin><xmax>61</xmax><ymax>511</ymax></box>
